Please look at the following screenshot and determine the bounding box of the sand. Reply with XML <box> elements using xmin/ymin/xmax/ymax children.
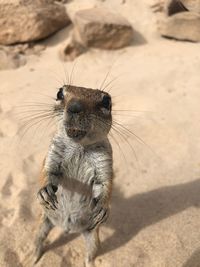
<box><xmin>1</xmin><ymin>0</ymin><xmax>200</xmax><ymax>266</ymax></box>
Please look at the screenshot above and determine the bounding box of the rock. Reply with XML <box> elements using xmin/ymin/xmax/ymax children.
<box><xmin>0</xmin><ymin>42</ymin><xmax>46</xmax><ymax>70</ymax></box>
<box><xmin>167</xmin><ymin>0</ymin><xmax>189</xmax><ymax>16</ymax></box>
<box><xmin>166</xmin><ymin>0</ymin><xmax>200</xmax><ymax>16</ymax></box>
<box><xmin>0</xmin><ymin>49</ymin><xmax>26</xmax><ymax>70</ymax></box>
<box><xmin>54</xmin><ymin>0</ymin><xmax>69</xmax><ymax>3</ymax></box>
<box><xmin>59</xmin><ymin>35</ymin><xmax>87</xmax><ymax>61</ymax></box>
<box><xmin>180</xmin><ymin>0</ymin><xmax>200</xmax><ymax>13</ymax></box>
<box><xmin>159</xmin><ymin>12</ymin><xmax>200</xmax><ymax>42</ymax></box>
<box><xmin>152</xmin><ymin>0</ymin><xmax>200</xmax><ymax>16</ymax></box>
<box><xmin>73</xmin><ymin>8</ymin><xmax>134</xmax><ymax>49</ymax></box>
<box><xmin>0</xmin><ymin>1</ymin><xmax>71</xmax><ymax>45</ymax></box>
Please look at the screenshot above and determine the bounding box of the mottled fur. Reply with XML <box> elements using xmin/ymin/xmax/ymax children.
<box><xmin>35</xmin><ymin>85</ymin><xmax>113</xmax><ymax>266</ymax></box>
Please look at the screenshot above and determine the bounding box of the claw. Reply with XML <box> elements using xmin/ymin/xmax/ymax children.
<box><xmin>37</xmin><ymin>184</ymin><xmax>58</xmax><ymax>210</ymax></box>
<box><xmin>34</xmin><ymin>245</ymin><xmax>43</xmax><ymax>264</ymax></box>
<box><xmin>88</xmin><ymin>207</ymin><xmax>108</xmax><ymax>231</ymax></box>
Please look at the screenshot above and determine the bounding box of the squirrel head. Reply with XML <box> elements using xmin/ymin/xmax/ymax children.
<box><xmin>54</xmin><ymin>85</ymin><xmax>112</xmax><ymax>145</ymax></box>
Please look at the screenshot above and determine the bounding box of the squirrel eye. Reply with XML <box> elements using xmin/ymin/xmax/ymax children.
<box><xmin>56</xmin><ymin>88</ymin><xmax>64</xmax><ymax>101</ymax></box>
<box><xmin>102</xmin><ymin>95</ymin><xmax>111</xmax><ymax>110</ymax></box>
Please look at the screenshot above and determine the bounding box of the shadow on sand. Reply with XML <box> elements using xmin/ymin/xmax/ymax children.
<box><xmin>182</xmin><ymin>248</ymin><xmax>200</xmax><ymax>267</ymax></box>
<box><xmin>101</xmin><ymin>178</ymin><xmax>200</xmax><ymax>255</ymax></box>
<box><xmin>45</xmin><ymin>178</ymin><xmax>200</xmax><ymax>263</ymax></box>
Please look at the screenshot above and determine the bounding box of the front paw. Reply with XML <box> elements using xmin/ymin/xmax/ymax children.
<box><xmin>37</xmin><ymin>184</ymin><xmax>58</xmax><ymax>210</ymax></box>
<box><xmin>88</xmin><ymin>205</ymin><xmax>109</xmax><ymax>231</ymax></box>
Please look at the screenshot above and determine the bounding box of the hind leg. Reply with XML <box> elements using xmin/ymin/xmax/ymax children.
<box><xmin>34</xmin><ymin>215</ymin><xmax>53</xmax><ymax>264</ymax></box>
<box><xmin>83</xmin><ymin>227</ymin><xmax>100</xmax><ymax>267</ymax></box>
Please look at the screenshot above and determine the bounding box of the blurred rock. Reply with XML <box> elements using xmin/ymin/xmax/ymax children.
<box><xmin>0</xmin><ymin>49</ymin><xmax>26</xmax><ymax>70</ymax></box>
<box><xmin>167</xmin><ymin>0</ymin><xmax>189</xmax><ymax>16</ymax></box>
<box><xmin>9</xmin><ymin>43</ymin><xmax>46</xmax><ymax>56</ymax></box>
<box><xmin>59</xmin><ymin>35</ymin><xmax>86</xmax><ymax>61</ymax></box>
<box><xmin>151</xmin><ymin>0</ymin><xmax>200</xmax><ymax>16</ymax></box>
<box><xmin>54</xmin><ymin>0</ymin><xmax>69</xmax><ymax>3</ymax></box>
<box><xmin>166</xmin><ymin>0</ymin><xmax>200</xmax><ymax>16</ymax></box>
<box><xmin>180</xmin><ymin>0</ymin><xmax>200</xmax><ymax>13</ymax></box>
<box><xmin>0</xmin><ymin>1</ymin><xmax>71</xmax><ymax>45</ymax></box>
<box><xmin>73</xmin><ymin>8</ymin><xmax>134</xmax><ymax>49</ymax></box>
<box><xmin>0</xmin><ymin>43</ymin><xmax>45</xmax><ymax>70</ymax></box>
<box><xmin>159</xmin><ymin>12</ymin><xmax>200</xmax><ymax>42</ymax></box>
<box><xmin>66</xmin><ymin>0</ymin><xmax>97</xmax><ymax>21</ymax></box>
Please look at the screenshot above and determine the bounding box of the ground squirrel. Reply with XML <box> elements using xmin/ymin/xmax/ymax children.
<box><xmin>34</xmin><ymin>85</ymin><xmax>113</xmax><ymax>267</ymax></box>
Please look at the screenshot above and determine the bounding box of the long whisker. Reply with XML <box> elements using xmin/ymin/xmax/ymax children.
<box><xmin>99</xmin><ymin>69</ymin><xmax>112</xmax><ymax>92</ymax></box>
<box><xmin>35</xmin><ymin>93</ymin><xmax>55</xmax><ymax>100</ymax></box>
<box><xmin>99</xmin><ymin>57</ymin><xmax>120</xmax><ymax>91</ymax></box>
<box><xmin>69</xmin><ymin>60</ymin><xmax>78</xmax><ymax>86</ymax></box>
<box><xmin>19</xmin><ymin>114</ymin><xmax>57</xmax><ymax>131</ymax></box>
<box><xmin>18</xmin><ymin>101</ymin><xmax>55</xmax><ymax>105</ymax></box>
<box><xmin>112</xmin><ymin>113</ymin><xmax>143</xmax><ymax>118</ymax></box>
<box><xmin>16</xmin><ymin>105</ymin><xmax>54</xmax><ymax>110</ymax></box>
<box><xmin>112</xmin><ymin>109</ymin><xmax>151</xmax><ymax>113</ymax></box>
<box><xmin>102</xmin><ymin>73</ymin><xmax>126</xmax><ymax>92</ymax></box>
<box><xmin>91</xmin><ymin>115</ymin><xmax>127</xmax><ymax>163</ymax></box>
<box><xmin>15</xmin><ymin>109</ymin><xmax>55</xmax><ymax>116</ymax></box>
<box><xmin>17</xmin><ymin>115</ymin><xmax>56</xmax><ymax>145</ymax></box>
<box><xmin>112</xmin><ymin>119</ymin><xmax>155</xmax><ymax>155</ymax></box>
<box><xmin>61</xmin><ymin>61</ymin><xmax>69</xmax><ymax>85</ymax></box>
<box><xmin>110</xmin><ymin>123</ymin><xmax>140</xmax><ymax>172</ymax></box>
<box><xmin>18</xmin><ymin>111</ymin><xmax>59</xmax><ymax>134</ymax></box>
<box><xmin>92</xmin><ymin>114</ymin><xmax>139</xmax><ymax>168</ymax></box>
<box><xmin>48</xmin><ymin>68</ymin><xmax>66</xmax><ymax>86</ymax></box>
<box><xmin>17</xmin><ymin>110</ymin><xmax>56</xmax><ymax>121</ymax></box>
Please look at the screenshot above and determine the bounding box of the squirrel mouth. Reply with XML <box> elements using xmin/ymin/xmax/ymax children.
<box><xmin>67</xmin><ymin>128</ymin><xmax>87</xmax><ymax>140</ymax></box>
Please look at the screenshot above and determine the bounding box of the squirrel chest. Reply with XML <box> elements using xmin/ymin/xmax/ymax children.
<box><xmin>44</xmin><ymin>136</ymin><xmax>111</xmax><ymax>233</ymax></box>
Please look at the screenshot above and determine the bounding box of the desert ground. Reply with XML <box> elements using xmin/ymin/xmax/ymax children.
<box><xmin>1</xmin><ymin>0</ymin><xmax>200</xmax><ymax>267</ymax></box>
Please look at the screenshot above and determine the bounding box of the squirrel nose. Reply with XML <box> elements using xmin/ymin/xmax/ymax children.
<box><xmin>67</xmin><ymin>100</ymin><xmax>83</xmax><ymax>114</ymax></box>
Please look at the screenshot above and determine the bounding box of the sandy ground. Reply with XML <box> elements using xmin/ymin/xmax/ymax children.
<box><xmin>1</xmin><ymin>0</ymin><xmax>200</xmax><ymax>266</ymax></box>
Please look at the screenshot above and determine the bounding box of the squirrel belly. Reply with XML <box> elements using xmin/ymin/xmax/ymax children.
<box><xmin>43</xmin><ymin>133</ymin><xmax>113</xmax><ymax>233</ymax></box>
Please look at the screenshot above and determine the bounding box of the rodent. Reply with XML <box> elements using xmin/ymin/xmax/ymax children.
<box><xmin>34</xmin><ymin>84</ymin><xmax>113</xmax><ymax>267</ymax></box>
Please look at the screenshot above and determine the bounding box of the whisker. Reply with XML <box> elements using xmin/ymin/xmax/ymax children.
<box><xmin>99</xmin><ymin>56</ymin><xmax>121</xmax><ymax>91</ymax></box>
<box><xmin>112</xmin><ymin>119</ymin><xmax>155</xmax><ymax>156</ymax></box>
<box><xmin>18</xmin><ymin>112</ymin><xmax>57</xmax><ymax>132</ymax></box>
<box><xmin>91</xmin><ymin>115</ymin><xmax>126</xmax><ymax>161</ymax></box>
<box><xmin>36</xmin><ymin>92</ymin><xmax>55</xmax><ymax>100</ymax></box>
<box><xmin>48</xmin><ymin>68</ymin><xmax>66</xmax><ymax>86</ymax></box>
<box><xmin>17</xmin><ymin>115</ymin><xmax>56</xmax><ymax>145</ymax></box>
<box><xmin>99</xmin><ymin>69</ymin><xmax>112</xmax><ymax>92</ymax></box>
<box><xmin>106</xmin><ymin>127</ymin><xmax>126</xmax><ymax>162</ymax></box>
<box><xmin>69</xmin><ymin>60</ymin><xmax>78</xmax><ymax>86</ymax></box>
<box><xmin>103</xmin><ymin>73</ymin><xmax>126</xmax><ymax>92</ymax></box>
<box><xmin>112</xmin><ymin>109</ymin><xmax>151</xmax><ymax>113</ymax></box>
<box><xmin>16</xmin><ymin>103</ymin><xmax>55</xmax><ymax>108</ymax></box>
<box><xmin>19</xmin><ymin>114</ymin><xmax>56</xmax><ymax>130</ymax></box>
<box><xmin>112</xmin><ymin>113</ymin><xmax>143</xmax><ymax>118</ymax></box>
<box><xmin>16</xmin><ymin>109</ymin><xmax>55</xmax><ymax>117</ymax></box>
<box><xmin>109</xmin><ymin>130</ymin><xmax>127</xmax><ymax>164</ymax></box>
<box><xmin>15</xmin><ymin>109</ymin><xmax>55</xmax><ymax>115</ymax></box>
<box><xmin>110</xmin><ymin>123</ymin><xmax>140</xmax><ymax>172</ymax></box>
<box><xmin>61</xmin><ymin>61</ymin><xmax>69</xmax><ymax>85</ymax></box>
